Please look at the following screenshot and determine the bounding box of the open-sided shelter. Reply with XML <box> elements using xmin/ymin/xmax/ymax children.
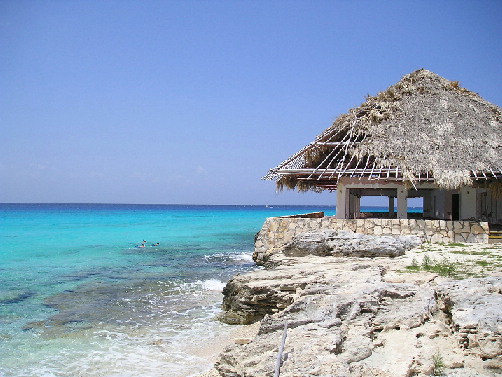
<box><xmin>265</xmin><ymin>69</ymin><xmax>502</xmax><ymax>224</ymax></box>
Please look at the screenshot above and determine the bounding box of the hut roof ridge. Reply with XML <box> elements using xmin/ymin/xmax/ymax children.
<box><xmin>265</xmin><ymin>69</ymin><xmax>502</xmax><ymax>191</ymax></box>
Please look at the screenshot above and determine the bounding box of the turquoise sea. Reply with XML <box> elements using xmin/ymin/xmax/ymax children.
<box><xmin>0</xmin><ymin>203</ymin><xmax>338</xmax><ymax>377</ymax></box>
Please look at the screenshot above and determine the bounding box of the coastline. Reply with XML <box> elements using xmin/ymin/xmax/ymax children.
<box><xmin>205</xmin><ymin>239</ymin><xmax>502</xmax><ymax>377</ymax></box>
<box><xmin>194</xmin><ymin>322</ymin><xmax>260</xmax><ymax>377</ymax></box>
<box><xmin>0</xmin><ymin>204</ymin><xmax>275</xmax><ymax>377</ymax></box>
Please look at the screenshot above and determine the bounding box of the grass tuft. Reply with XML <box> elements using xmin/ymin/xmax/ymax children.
<box><xmin>450</xmin><ymin>250</ymin><xmax>492</xmax><ymax>256</ymax></box>
<box><xmin>404</xmin><ymin>255</ymin><xmax>474</xmax><ymax>279</ymax></box>
<box><xmin>432</xmin><ymin>351</ymin><xmax>444</xmax><ymax>376</ymax></box>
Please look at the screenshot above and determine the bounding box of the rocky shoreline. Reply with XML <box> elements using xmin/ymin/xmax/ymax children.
<box><xmin>209</xmin><ymin>231</ymin><xmax>502</xmax><ymax>377</ymax></box>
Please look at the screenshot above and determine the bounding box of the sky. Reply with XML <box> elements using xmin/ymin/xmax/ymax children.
<box><xmin>1</xmin><ymin>0</ymin><xmax>501</xmax><ymax>205</ymax></box>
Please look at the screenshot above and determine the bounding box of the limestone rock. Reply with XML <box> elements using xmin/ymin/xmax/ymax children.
<box><xmin>436</xmin><ymin>277</ymin><xmax>502</xmax><ymax>360</ymax></box>
<box><xmin>283</xmin><ymin>230</ymin><xmax>422</xmax><ymax>259</ymax></box>
<box><xmin>255</xmin><ymin>229</ymin><xmax>422</xmax><ymax>266</ymax></box>
<box><xmin>216</xmin><ymin>252</ymin><xmax>502</xmax><ymax>377</ymax></box>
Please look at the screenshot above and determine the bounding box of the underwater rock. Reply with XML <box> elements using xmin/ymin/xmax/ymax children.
<box><xmin>0</xmin><ymin>290</ymin><xmax>34</xmax><ymax>305</ymax></box>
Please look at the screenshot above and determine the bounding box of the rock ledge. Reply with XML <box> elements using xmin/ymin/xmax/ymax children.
<box><xmin>216</xmin><ymin>233</ymin><xmax>502</xmax><ymax>377</ymax></box>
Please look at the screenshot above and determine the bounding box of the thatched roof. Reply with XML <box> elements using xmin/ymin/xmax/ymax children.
<box><xmin>264</xmin><ymin>69</ymin><xmax>502</xmax><ymax>191</ymax></box>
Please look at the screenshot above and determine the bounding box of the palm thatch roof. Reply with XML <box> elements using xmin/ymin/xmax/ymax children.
<box><xmin>264</xmin><ymin>69</ymin><xmax>502</xmax><ymax>192</ymax></box>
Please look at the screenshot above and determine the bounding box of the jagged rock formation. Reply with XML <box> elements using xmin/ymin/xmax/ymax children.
<box><xmin>216</xmin><ymin>236</ymin><xmax>502</xmax><ymax>377</ymax></box>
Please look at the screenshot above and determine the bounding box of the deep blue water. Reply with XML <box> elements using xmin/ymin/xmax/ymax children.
<box><xmin>0</xmin><ymin>203</ymin><xmax>338</xmax><ymax>377</ymax></box>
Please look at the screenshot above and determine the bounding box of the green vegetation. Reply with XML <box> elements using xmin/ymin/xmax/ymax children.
<box><xmin>405</xmin><ymin>255</ymin><xmax>475</xmax><ymax>279</ymax></box>
<box><xmin>450</xmin><ymin>249</ymin><xmax>492</xmax><ymax>256</ymax></box>
<box><xmin>476</xmin><ymin>260</ymin><xmax>489</xmax><ymax>267</ymax></box>
<box><xmin>482</xmin><ymin>246</ymin><xmax>500</xmax><ymax>250</ymax></box>
<box><xmin>406</xmin><ymin>257</ymin><xmax>421</xmax><ymax>272</ymax></box>
<box><xmin>432</xmin><ymin>351</ymin><xmax>444</xmax><ymax>376</ymax></box>
<box><xmin>404</xmin><ymin>243</ymin><xmax>502</xmax><ymax>279</ymax></box>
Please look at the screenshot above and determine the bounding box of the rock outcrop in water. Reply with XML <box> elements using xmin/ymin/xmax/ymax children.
<box><xmin>215</xmin><ymin>232</ymin><xmax>502</xmax><ymax>377</ymax></box>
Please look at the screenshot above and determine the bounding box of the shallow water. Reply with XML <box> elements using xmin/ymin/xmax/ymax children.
<box><xmin>0</xmin><ymin>204</ymin><xmax>335</xmax><ymax>377</ymax></box>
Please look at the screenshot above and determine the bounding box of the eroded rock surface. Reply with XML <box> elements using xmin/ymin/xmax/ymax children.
<box><xmin>285</xmin><ymin>230</ymin><xmax>422</xmax><ymax>258</ymax></box>
<box><xmin>255</xmin><ymin>230</ymin><xmax>422</xmax><ymax>266</ymax></box>
<box><xmin>216</xmin><ymin>250</ymin><xmax>502</xmax><ymax>377</ymax></box>
<box><xmin>436</xmin><ymin>277</ymin><xmax>502</xmax><ymax>366</ymax></box>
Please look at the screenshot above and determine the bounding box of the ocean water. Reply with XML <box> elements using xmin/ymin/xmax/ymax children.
<box><xmin>0</xmin><ymin>203</ymin><xmax>336</xmax><ymax>377</ymax></box>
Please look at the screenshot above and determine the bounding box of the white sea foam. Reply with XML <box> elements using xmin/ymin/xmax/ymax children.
<box><xmin>230</xmin><ymin>252</ymin><xmax>253</xmax><ymax>262</ymax></box>
<box><xmin>3</xmin><ymin>297</ymin><xmax>229</xmax><ymax>377</ymax></box>
<box><xmin>204</xmin><ymin>251</ymin><xmax>254</xmax><ymax>264</ymax></box>
<box><xmin>200</xmin><ymin>279</ymin><xmax>226</xmax><ymax>291</ymax></box>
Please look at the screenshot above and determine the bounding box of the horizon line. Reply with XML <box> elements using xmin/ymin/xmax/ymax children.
<box><xmin>0</xmin><ymin>202</ymin><xmax>425</xmax><ymax>208</ymax></box>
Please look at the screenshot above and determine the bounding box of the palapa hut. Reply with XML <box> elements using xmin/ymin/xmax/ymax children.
<box><xmin>264</xmin><ymin>69</ymin><xmax>502</xmax><ymax>224</ymax></box>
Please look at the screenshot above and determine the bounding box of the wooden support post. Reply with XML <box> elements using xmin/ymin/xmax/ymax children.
<box><xmin>349</xmin><ymin>191</ymin><xmax>356</xmax><ymax>219</ymax></box>
<box><xmin>388</xmin><ymin>196</ymin><xmax>395</xmax><ymax>218</ymax></box>
<box><xmin>354</xmin><ymin>194</ymin><xmax>361</xmax><ymax>219</ymax></box>
<box><xmin>336</xmin><ymin>183</ymin><xmax>347</xmax><ymax>219</ymax></box>
<box><xmin>397</xmin><ymin>188</ymin><xmax>408</xmax><ymax>219</ymax></box>
<box><xmin>274</xmin><ymin>321</ymin><xmax>288</xmax><ymax>377</ymax></box>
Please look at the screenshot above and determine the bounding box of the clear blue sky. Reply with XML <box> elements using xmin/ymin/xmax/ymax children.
<box><xmin>1</xmin><ymin>0</ymin><xmax>501</xmax><ymax>205</ymax></box>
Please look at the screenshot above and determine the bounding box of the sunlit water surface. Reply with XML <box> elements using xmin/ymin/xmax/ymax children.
<box><xmin>0</xmin><ymin>204</ymin><xmax>336</xmax><ymax>377</ymax></box>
